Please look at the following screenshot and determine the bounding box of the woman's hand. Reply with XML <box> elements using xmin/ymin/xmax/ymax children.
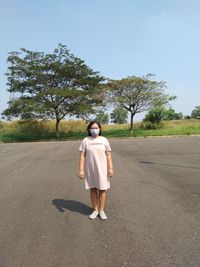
<box><xmin>108</xmin><ymin>168</ymin><xmax>114</xmax><ymax>177</ymax></box>
<box><xmin>79</xmin><ymin>170</ymin><xmax>84</xmax><ymax>179</ymax></box>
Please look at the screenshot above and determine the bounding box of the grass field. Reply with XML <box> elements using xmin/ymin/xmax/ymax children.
<box><xmin>0</xmin><ymin>119</ymin><xmax>199</xmax><ymax>142</ymax></box>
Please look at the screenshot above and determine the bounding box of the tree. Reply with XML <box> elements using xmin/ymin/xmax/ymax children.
<box><xmin>184</xmin><ymin>115</ymin><xmax>191</xmax><ymax>119</ymax></box>
<box><xmin>143</xmin><ymin>107</ymin><xmax>166</xmax><ymax>124</ymax></box>
<box><xmin>143</xmin><ymin>107</ymin><xmax>183</xmax><ymax>127</ymax></box>
<box><xmin>191</xmin><ymin>105</ymin><xmax>200</xmax><ymax>119</ymax></box>
<box><xmin>163</xmin><ymin>108</ymin><xmax>183</xmax><ymax>120</ymax></box>
<box><xmin>94</xmin><ymin>110</ymin><xmax>109</xmax><ymax>124</ymax></box>
<box><xmin>107</xmin><ymin>74</ymin><xmax>176</xmax><ymax>130</ymax></box>
<box><xmin>2</xmin><ymin>44</ymin><xmax>105</xmax><ymax>137</ymax></box>
<box><xmin>110</xmin><ymin>107</ymin><xmax>128</xmax><ymax>124</ymax></box>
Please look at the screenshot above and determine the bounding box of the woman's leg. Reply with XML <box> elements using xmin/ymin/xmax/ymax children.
<box><xmin>90</xmin><ymin>188</ymin><xmax>99</xmax><ymax>211</ymax></box>
<box><xmin>99</xmin><ymin>190</ymin><xmax>106</xmax><ymax>211</ymax></box>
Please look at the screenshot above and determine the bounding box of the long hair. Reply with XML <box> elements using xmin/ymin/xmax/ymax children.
<box><xmin>87</xmin><ymin>121</ymin><xmax>102</xmax><ymax>136</ymax></box>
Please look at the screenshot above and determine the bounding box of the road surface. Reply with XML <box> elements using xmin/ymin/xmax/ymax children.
<box><xmin>0</xmin><ymin>136</ymin><xmax>200</xmax><ymax>267</ymax></box>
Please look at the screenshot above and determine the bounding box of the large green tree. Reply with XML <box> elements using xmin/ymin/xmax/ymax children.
<box><xmin>2</xmin><ymin>44</ymin><xmax>105</xmax><ymax>137</ymax></box>
<box><xmin>107</xmin><ymin>74</ymin><xmax>176</xmax><ymax>130</ymax></box>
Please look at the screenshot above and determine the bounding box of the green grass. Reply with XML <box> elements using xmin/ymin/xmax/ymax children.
<box><xmin>0</xmin><ymin>131</ymin><xmax>86</xmax><ymax>142</ymax></box>
<box><xmin>0</xmin><ymin>119</ymin><xmax>199</xmax><ymax>143</ymax></box>
<box><xmin>104</xmin><ymin>127</ymin><xmax>200</xmax><ymax>138</ymax></box>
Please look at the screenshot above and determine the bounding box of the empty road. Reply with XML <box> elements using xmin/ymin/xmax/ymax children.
<box><xmin>0</xmin><ymin>136</ymin><xmax>200</xmax><ymax>267</ymax></box>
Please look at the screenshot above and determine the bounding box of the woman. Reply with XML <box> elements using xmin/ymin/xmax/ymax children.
<box><xmin>79</xmin><ymin>121</ymin><xmax>113</xmax><ymax>220</ymax></box>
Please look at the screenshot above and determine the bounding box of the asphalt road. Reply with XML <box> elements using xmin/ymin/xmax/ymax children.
<box><xmin>0</xmin><ymin>136</ymin><xmax>200</xmax><ymax>267</ymax></box>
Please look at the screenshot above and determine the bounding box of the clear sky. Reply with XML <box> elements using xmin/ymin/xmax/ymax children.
<box><xmin>1</xmin><ymin>0</ymin><xmax>200</xmax><ymax>120</ymax></box>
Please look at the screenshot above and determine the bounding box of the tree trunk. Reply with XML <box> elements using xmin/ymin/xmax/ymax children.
<box><xmin>56</xmin><ymin>119</ymin><xmax>60</xmax><ymax>138</ymax></box>
<box><xmin>130</xmin><ymin>113</ymin><xmax>134</xmax><ymax>132</ymax></box>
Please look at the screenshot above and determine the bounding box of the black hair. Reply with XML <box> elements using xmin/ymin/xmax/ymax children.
<box><xmin>87</xmin><ymin>121</ymin><xmax>102</xmax><ymax>136</ymax></box>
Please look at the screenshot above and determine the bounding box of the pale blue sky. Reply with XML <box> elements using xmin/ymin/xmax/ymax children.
<box><xmin>1</xmin><ymin>0</ymin><xmax>200</xmax><ymax>120</ymax></box>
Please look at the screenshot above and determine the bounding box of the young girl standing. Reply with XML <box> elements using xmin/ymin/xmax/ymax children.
<box><xmin>79</xmin><ymin>121</ymin><xmax>113</xmax><ymax>220</ymax></box>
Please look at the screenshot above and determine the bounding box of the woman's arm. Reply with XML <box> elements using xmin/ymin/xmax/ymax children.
<box><xmin>106</xmin><ymin>151</ymin><xmax>113</xmax><ymax>177</ymax></box>
<box><xmin>79</xmin><ymin>151</ymin><xmax>85</xmax><ymax>179</ymax></box>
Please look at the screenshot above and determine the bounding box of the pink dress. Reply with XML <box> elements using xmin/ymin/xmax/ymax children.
<box><xmin>79</xmin><ymin>136</ymin><xmax>112</xmax><ymax>190</ymax></box>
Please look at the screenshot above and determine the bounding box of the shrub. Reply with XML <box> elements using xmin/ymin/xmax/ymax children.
<box><xmin>141</xmin><ymin>121</ymin><xmax>164</xmax><ymax>130</ymax></box>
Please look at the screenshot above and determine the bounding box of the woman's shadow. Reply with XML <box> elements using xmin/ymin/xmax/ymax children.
<box><xmin>52</xmin><ymin>199</ymin><xmax>93</xmax><ymax>215</ymax></box>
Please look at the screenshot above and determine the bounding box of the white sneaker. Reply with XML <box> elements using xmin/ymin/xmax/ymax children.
<box><xmin>99</xmin><ymin>210</ymin><xmax>107</xmax><ymax>220</ymax></box>
<box><xmin>89</xmin><ymin>210</ymin><xmax>98</xmax><ymax>219</ymax></box>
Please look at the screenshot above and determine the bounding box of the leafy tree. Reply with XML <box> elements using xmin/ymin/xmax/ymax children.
<box><xmin>144</xmin><ymin>107</ymin><xmax>183</xmax><ymax>124</ymax></box>
<box><xmin>2</xmin><ymin>44</ymin><xmax>105</xmax><ymax>137</ymax></box>
<box><xmin>184</xmin><ymin>115</ymin><xmax>191</xmax><ymax>119</ymax></box>
<box><xmin>191</xmin><ymin>105</ymin><xmax>200</xmax><ymax>119</ymax></box>
<box><xmin>174</xmin><ymin>112</ymin><xmax>183</xmax><ymax>120</ymax></box>
<box><xmin>143</xmin><ymin>107</ymin><xmax>166</xmax><ymax>124</ymax></box>
<box><xmin>163</xmin><ymin>108</ymin><xmax>183</xmax><ymax>120</ymax></box>
<box><xmin>94</xmin><ymin>110</ymin><xmax>109</xmax><ymax>125</ymax></box>
<box><xmin>107</xmin><ymin>74</ymin><xmax>176</xmax><ymax>130</ymax></box>
<box><xmin>110</xmin><ymin>107</ymin><xmax>128</xmax><ymax>124</ymax></box>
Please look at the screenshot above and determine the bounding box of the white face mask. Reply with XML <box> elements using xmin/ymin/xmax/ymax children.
<box><xmin>90</xmin><ymin>129</ymin><xmax>100</xmax><ymax>136</ymax></box>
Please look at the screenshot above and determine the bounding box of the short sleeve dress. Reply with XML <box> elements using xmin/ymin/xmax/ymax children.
<box><xmin>79</xmin><ymin>136</ymin><xmax>112</xmax><ymax>190</ymax></box>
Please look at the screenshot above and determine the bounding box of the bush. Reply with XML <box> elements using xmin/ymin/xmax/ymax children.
<box><xmin>140</xmin><ymin>121</ymin><xmax>164</xmax><ymax>130</ymax></box>
<box><xmin>143</xmin><ymin>107</ymin><xmax>165</xmax><ymax>124</ymax></box>
<box><xmin>184</xmin><ymin>115</ymin><xmax>191</xmax><ymax>119</ymax></box>
<box><xmin>191</xmin><ymin>105</ymin><xmax>200</xmax><ymax>120</ymax></box>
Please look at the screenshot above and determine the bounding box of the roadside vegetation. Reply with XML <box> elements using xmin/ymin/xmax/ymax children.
<box><xmin>0</xmin><ymin>119</ymin><xmax>199</xmax><ymax>143</ymax></box>
<box><xmin>2</xmin><ymin>44</ymin><xmax>175</xmax><ymax>135</ymax></box>
<box><xmin>1</xmin><ymin>44</ymin><xmax>200</xmax><ymax>143</ymax></box>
